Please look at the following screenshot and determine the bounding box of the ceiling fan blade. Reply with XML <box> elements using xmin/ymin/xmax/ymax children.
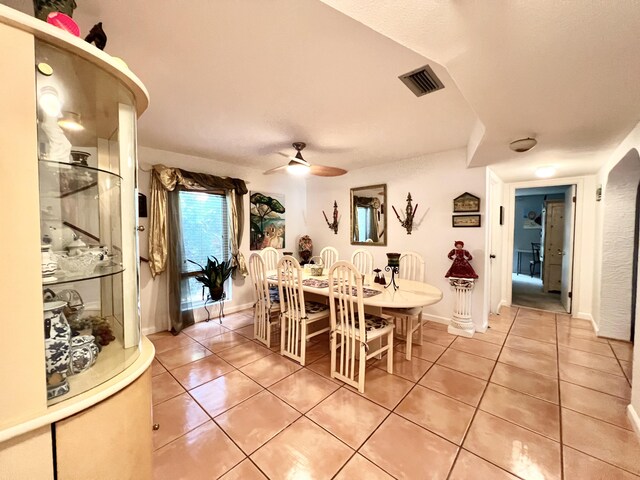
<box><xmin>263</xmin><ymin>165</ymin><xmax>288</xmax><ymax>175</ymax></box>
<box><xmin>310</xmin><ymin>165</ymin><xmax>348</xmax><ymax>177</ymax></box>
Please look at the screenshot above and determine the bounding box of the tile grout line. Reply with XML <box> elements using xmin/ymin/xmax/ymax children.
<box><xmin>444</xmin><ymin>308</ymin><xmax>522</xmax><ymax>480</ymax></box>
<box><xmin>555</xmin><ymin>312</ymin><xmax>565</xmax><ymax>480</ymax></box>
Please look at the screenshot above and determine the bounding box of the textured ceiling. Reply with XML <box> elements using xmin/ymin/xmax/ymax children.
<box><xmin>4</xmin><ymin>0</ymin><xmax>640</xmax><ymax>181</ymax></box>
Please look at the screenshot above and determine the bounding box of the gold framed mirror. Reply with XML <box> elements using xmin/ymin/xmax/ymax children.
<box><xmin>350</xmin><ymin>184</ymin><xmax>387</xmax><ymax>245</ymax></box>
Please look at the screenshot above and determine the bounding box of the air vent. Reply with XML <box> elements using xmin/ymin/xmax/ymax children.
<box><xmin>399</xmin><ymin>65</ymin><xmax>444</xmax><ymax>97</ymax></box>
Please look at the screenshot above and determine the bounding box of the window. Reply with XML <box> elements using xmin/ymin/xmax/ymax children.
<box><xmin>357</xmin><ymin>206</ymin><xmax>373</xmax><ymax>242</ymax></box>
<box><xmin>179</xmin><ymin>190</ymin><xmax>231</xmax><ymax>307</ymax></box>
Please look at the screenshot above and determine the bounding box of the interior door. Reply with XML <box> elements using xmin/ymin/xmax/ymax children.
<box><xmin>543</xmin><ymin>200</ymin><xmax>565</xmax><ymax>293</ymax></box>
<box><xmin>561</xmin><ymin>185</ymin><xmax>576</xmax><ymax>312</ymax></box>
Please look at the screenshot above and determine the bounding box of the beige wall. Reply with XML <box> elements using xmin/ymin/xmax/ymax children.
<box><xmin>306</xmin><ymin>148</ymin><xmax>489</xmax><ymax>329</ymax></box>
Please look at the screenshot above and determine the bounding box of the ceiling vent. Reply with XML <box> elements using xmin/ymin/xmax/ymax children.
<box><xmin>399</xmin><ymin>65</ymin><xmax>444</xmax><ymax>97</ymax></box>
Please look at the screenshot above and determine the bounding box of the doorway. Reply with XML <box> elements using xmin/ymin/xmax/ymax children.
<box><xmin>511</xmin><ymin>185</ymin><xmax>575</xmax><ymax>313</ymax></box>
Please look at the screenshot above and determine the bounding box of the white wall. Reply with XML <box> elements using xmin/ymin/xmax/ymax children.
<box><xmin>593</xmin><ymin>121</ymin><xmax>640</xmax><ymax>429</ymax></box>
<box><xmin>598</xmin><ymin>149</ymin><xmax>640</xmax><ymax>340</ymax></box>
<box><xmin>137</xmin><ymin>146</ymin><xmax>307</xmax><ymax>334</ymax></box>
<box><xmin>305</xmin><ymin>149</ymin><xmax>488</xmax><ymax>329</ymax></box>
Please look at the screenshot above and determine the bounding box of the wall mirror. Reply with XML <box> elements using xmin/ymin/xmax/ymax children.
<box><xmin>351</xmin><ymin>184</ymin><xmax>387</xmax><ymax>245</ymax></box>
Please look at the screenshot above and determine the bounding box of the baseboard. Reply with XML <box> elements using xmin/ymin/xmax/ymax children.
<box><xmin>628</xmin><ymin>404</ymin><xmax>640</xmax><ymax>439</ymax></box>
<box><xmin>423</xmin><ymin>314</ymin><xmax>451</xmax><ymax>326</ymax></box>
<box><xmin>573</xmin><ymin>312</ymin><xmax>598</xmax><ymax>334</ymax></box>
<box><xmin>142</xmin><ymin>301</ymin><xmax>255</xmax><ymax>336</ymax></box>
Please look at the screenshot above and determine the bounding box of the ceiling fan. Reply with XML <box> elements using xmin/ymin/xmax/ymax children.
<box><xmin>263</xmin><ymin>142</ymin><xmax>347</xmax><ymax>177</ymax></box>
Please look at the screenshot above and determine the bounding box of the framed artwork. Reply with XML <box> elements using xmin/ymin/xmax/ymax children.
<box><xmin>249</xmin><ymin>191</ymin><xmax>286</xmax><ymax>250</ymax></box>
<box><xmin>453</xmin><ymin>192</ymin><xmax>480</xmax><ymax>212</ymax></box>
<box><xmin>452</xmin><ymin>214</ymin><xmax>481</xmax><ymax>228</ymax></box>
<box><xmin>499</xmin><ymin>206</ymin><xmax>504</xmax><ymax>225</ymax></box>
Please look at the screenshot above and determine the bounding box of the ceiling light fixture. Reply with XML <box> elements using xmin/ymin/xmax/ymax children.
<box><xmin>286</xmin><ymin>160</ymin><xmax>310</xmax><ymax>175</ymax></box>
<box><xmin>535</xmin><ymin>166</ymin><xmax>556</xmax><ymax>178</ymax></box>
<box><xmin>58</xmin><ymin>111</ymin><xmax>84</xmax><ymax>131</ymax></box>
<box><xmin>509</xmin><ymin>137</ymin><xmax>537</xmax><ymax>153</ymax></box>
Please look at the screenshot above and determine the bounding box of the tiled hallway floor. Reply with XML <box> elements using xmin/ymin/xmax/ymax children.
<box><xmin>149</xmin><ymin>307</ymin><xmax>638</xmax><ymax>479</ymax></box>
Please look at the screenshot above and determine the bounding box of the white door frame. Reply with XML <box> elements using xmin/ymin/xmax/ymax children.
<box><xmin>502</xmin><ymin>177</ymin><xmax>585</xmax><ymax>315</ymax></box>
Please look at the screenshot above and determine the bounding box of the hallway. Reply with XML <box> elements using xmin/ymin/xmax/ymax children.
<box><xmin>149</xmin><ymin>306</ymin><xmax>636</xmax><ymax>479</ymax></box>
<box><xmin>511</xmin><ymin>273</ymin><xmax>566</xmax><ymax>313</ymax></box>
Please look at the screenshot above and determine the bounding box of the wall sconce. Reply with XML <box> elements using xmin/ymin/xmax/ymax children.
<box><xmin>322</xmin><ymin>201</ymin><xmax>340</xmax><ymax>234</ymax></box>
<box><xmin>392</xmin><ymin>193</ymin><xmax>418</xmax><ymax>234</ymax></box>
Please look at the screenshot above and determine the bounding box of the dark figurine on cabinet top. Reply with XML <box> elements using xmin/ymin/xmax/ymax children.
<box><xmin>85</xmin><ymin>22</ymin><xmax>107</xmax><ymax>50</ymax></box>
<box><xmin>445</xmin><ymin>241</ymin><xmax>478</xmax><ymax>279</ymax></box>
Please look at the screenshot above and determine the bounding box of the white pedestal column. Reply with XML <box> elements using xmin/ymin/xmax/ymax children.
<box><xmin>447</xmin><ymin>277</ymin><xmax>476</xmax><ymax>338</ymax></box>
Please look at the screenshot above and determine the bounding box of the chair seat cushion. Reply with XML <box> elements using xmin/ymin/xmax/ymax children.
<box><xmin>304</xmin><ymin>301</ymin><xmax>328</xmax><ymax>314</ymax></box>
<box><xmin>269</xmin><ymin>286</ymin><xmax>280</xmax><ymax>304</ymax></box>
<box><xmin>338</xmin><ymin>314</ymin><xmax>389</xmax><ymax>332</ymax></box>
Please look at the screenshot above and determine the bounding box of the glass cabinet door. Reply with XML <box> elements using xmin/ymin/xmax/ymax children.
<box><xmin>35</xmin><ymin>39</ymin><xmax>140</xmax><ymax>406</ymax></box>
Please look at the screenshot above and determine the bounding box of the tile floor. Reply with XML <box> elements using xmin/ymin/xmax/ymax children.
<box><xmin>149</xmin><ymin>306</ymin><xmax>638</xmax><ymax>479</ymax></box>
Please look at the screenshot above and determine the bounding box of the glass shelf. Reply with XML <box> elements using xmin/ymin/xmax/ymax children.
<box><xmin>42</xmin><ymin>264</ymin><xmax>125</xmax><ymax>286</ymax></box>
<box><xmin>39</xmin><ymin>159</ymin><xmax>122</xmax><ymax>199</ymax></box>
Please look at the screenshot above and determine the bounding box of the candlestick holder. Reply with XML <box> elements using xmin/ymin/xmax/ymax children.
<box><xmin>392</xmin><ymin>193</ymin><xmax>418</xmax><ymax>235</ymax></box>
<box><xmin>322</xmin><ymin>201</ymin><xmax>340</xmax><ymax>234</ymax></box>
<box><xmin>384</xmin><ymin>253</ymin><xmax>401</xmax><ymax>290</ymax></box>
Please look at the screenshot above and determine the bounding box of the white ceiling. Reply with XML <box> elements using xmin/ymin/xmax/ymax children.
<box><xmin>5</xmin><ymin>0</ymin><xmax>640</xmax><ymax>181</ymax></box>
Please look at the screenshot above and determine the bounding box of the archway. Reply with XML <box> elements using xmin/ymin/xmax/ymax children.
<box><xmin>599</xmin><ymin>148</ymin><xmax>640</xmax><ymax>340</ymax></box>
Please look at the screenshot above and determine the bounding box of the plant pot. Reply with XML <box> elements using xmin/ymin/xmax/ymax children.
<box><xmin>209</xmin><ymin>286</ymin><xmax>225</xmax><ymax>302</ymax></box>
<box><xmin>33</xmin><ymin>0</ymin><xmax>77</xmax><ymax>21</ymax></box>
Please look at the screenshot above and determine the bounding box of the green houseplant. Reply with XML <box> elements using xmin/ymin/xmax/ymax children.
<box><xmin>188</xmin><ymin>256</ymin><xmax>233</xmax><ymax>303</ymax></box>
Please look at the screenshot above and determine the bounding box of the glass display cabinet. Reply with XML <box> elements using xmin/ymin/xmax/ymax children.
<box><xmin>0</xmin><ymin>7</ymin><xmax>153</xmax><ymax>477</ymax></box>
<box><xmin>35</xmin><ymin>39</ymin><xmax>141</xmax><ymax>405</ymax></box>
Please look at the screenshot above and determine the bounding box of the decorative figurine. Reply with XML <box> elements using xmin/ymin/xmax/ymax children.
<box><xmin>392</xmin><ymin>193</ymin><xmax>418</xmax><ymax>235</ymax></box>
<box><xmin>322</xmin><ymin>201</ymin><xmax>340</xmax><ymax>235</ymax></box>
<box><xmin>445</xmin><ymin>241</ymin><xmax>477</xmax><ymax>338</ymax></box>
<box><xmin>85</xmin><ymin>22</ymin><xmax>107</xmax><ymax>50</ymax></box>
<box><xmin>445</xmin><ymin>241</ymin><xmax>478</xmax><ymax>279</ymax></box>
<box><xmin>373</xmin><ymin>268</ymin><xmax>382</xmax><ymax>284</ymax></box>
<box><xmin>298</xmin><ymin>235</ymin><xmax>313</xmax><ymax>265</ymax></box>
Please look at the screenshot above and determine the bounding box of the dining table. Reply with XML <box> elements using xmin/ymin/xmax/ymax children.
<box><xmin>266</xmin><ymin>271</ymin><xmax>443</xmax><ymax>310</ymax></box>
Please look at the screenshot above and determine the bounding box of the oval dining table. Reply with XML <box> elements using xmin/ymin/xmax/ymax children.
<box><xmin>267</xmin><ymin>271</ymin><xmax>443</xmax><ymax>309</ymax></box>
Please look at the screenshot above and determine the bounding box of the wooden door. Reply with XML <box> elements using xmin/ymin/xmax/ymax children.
<box><xmin>543</xmin><ymin>201</ymin><xmax>565</xmax><ymax>293</ymax></box>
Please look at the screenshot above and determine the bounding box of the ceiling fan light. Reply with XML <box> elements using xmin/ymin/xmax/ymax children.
<box><xmin>509</xmin><ymin>137</ymin><xmax>537</xmax><ymax>153</ymax></box>
<box><xmin>286</xmin><ymin>161</ymin><xmax>310</xmax><ymax>175</ymax></box>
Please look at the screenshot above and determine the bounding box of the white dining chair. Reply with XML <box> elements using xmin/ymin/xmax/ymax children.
<box><xmin>260</xmin><ymin>246</ymin><xmax>280</xmax><ymax>271</ymax></box>
<box><xmin>382</xmin><ymin>251</ymin><xmax>425</xmax><ymax>360</ymax></box>
<box><xmin>278</xmin><ymin>256</ymin><xmax>331</xmax><ymax>365</ymax></box>
<box><xmin>350</xmin><ymin>249</ymin><xmax>374</xmax><ymax>275</ymax></box>
<box><xmin>328</xmin><ymin>261</ymin><xmax>394</xmax><ymax>393</ymax></box>
<box><xmin>249</xmin><ymin>253</ymin><xmax>280</xmax><ymax>348</ymax></box>
<box><xmin>320</xmin><ymin>246</ymin><xmax>339</xmax><ymax>269</ymax></box>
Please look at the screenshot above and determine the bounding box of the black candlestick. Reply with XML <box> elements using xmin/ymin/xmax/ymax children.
<box><xmin>384</xmin><ymin>265</ymin><xmax>399</xmax><ymax>290</ymax></box>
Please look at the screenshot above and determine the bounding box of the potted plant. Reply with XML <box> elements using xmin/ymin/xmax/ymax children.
<box><xmin>188</xmin><ymin>256</ymin><xmax>233</xmax><ymax>304</ymax></box>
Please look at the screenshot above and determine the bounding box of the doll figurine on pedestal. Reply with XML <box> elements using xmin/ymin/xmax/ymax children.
<box><xmin>445</xmin><ymin>241</ymin><xmax>478</xmax><ymax>279</ymax></box>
